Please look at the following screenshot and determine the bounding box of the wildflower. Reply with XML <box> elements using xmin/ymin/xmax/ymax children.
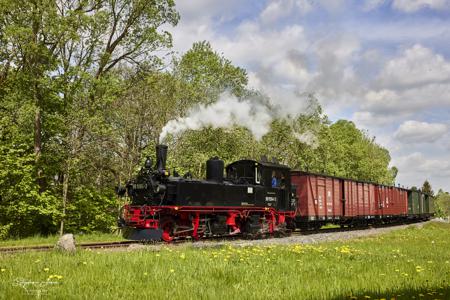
<box><xmin>427</xmin><ymin>261</ymin><xmax>433</xmax><ymax>264</ymax></box>
<box><xmin>144</xmin><ymin>272</ymin><xmax>148</xmax><ymax>276</ymax></box>
<box><xmin>156</xmin><ymin>254</ymin><xmax>160</xmax><ymax>257</ymax></box>
<box><xmin>445</xmin><ymin>261</ymin><xmax>449</xmax><ymax>264</ymax></box>
<box><xmin>1</xmin><ymin>268</ymin><xmax>6</xmax><ymax>272</ymax></box>
<box><xmin>34</xmin><ymin>259</ymin><xmax>41</xmax><ymax>263</ymax></box>
<box><xmin>169</xmin><ymin>269</ymin><xmax>175</xmax><ymax>273</ymax></box>
<box><xmin>364</xmin><ymin>296</ymin><xmax>371</xmax><ymax>299</ymax></box>
<box><xmin>379</xmin><ymin>273</ymin><xmax>386</xmax><ymax>276</ymax></box>
<box><xmin>82</xmin><ymin>262</ymin><xmax>87</xmax><ymax>265</ymax></box>
<box><xmin>180</xmin><ymin>253</ymin><xmax>185</xmax><ymax>259</ymax></box>
<box><xmin>47</xmin><ymin>274</ymin><xmax>63</xmax><ymax>280</ymax></box>
<box><xmin>43</xmin><ymin>268</ymin><xmax>50</xmax><ymax>272</ymax></box>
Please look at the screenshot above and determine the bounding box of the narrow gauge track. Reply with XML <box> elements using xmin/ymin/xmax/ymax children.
<box><xmin>0</xmin><ymin>241</ymin><xmax>138</xmax><ymax>254</ymax></box>
<box><xmin>0</xmin><ymin>221</ymin><xmax>427</xmax><ymax>254</ymax></box>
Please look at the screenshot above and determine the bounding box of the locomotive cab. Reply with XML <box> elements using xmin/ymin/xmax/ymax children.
<box><xmin>226</xmin><ymin>160</ymin><xmax>294</xmax><ymax>212</ymax></box>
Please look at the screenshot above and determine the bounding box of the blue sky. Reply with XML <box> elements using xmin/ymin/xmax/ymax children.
<box><xmin>168</xmin><ymin>0</ymin><xmax>450</xmax><ymax>191</ymax></box>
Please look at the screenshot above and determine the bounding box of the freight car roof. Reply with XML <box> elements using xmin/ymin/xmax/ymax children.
<box><xmin>291</xmin><ymin>170</ymin><xmax>411</xmax><ymax>191</ymax></box>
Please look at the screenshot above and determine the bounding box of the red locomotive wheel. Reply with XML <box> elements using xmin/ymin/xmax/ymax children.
<box><xmin>160</xmin><ymin>217</ymin><xmax>175</xmax><ymax>242</ymax></box>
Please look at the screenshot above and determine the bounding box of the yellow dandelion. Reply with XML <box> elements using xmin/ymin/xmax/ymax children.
<box><xmin>43</xmin><ymin>268</ymin><xmax>50</xmax><ymax>272</ymax></box>
<box><xmin>427</xmin><ymin>261</ymin><xmax>433</xmax><ymax>264</ymax></box>
<box><xmin>380</xmin><ymin>298</ymin><xmax>386</xmax><ymax>300</ymax></box>
<box><xmin>364</xmin><ymin>296</ymin><xmax>371</xmax><ymax>299</ymax></box>
<box><xmin>1</xmin><ymin>268</ymin><xmax>6</xmax><ymax>272</ymax></box>
<box><xmin>82</xmin><ymin>262</ymin><xmax>87</xmax><ymax>265</ymax></box>
<box><xmin>379</xmin><ymin>273</ymin><xmax>386</xmax><ymax>276</ymax></box>
<box><xmin>156</xmin><ymin>254</ymin><xmax>160</xmax><ymax>257</ymax></box>
<box><xmin>395</xmin><ymin>269</ymin><xmax>400</xmax><ymax>272</ymax></box>
<box><xmin>180</xmin><ymin>253</ymin><xmax>185</xmax><ymax>259</ymax></box>
<box><xmin>445</xmin><ymin>261</ymin><xmax>449</xmax><ymax>264</ymax></box>
<box><xmin>144</xmin><ymin>272</ymin><xmax>148</xmax><ymax>276</ymax></box>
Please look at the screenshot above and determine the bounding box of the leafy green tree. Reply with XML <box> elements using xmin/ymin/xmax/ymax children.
<box><xmin>422</xmin><ymin>180</ymin><xmax>434</xmax><ymax>196</ymax></box>
<box><xmin>0</xmin><ymin>0</ymin><xmax>179</xmax><ymax>237</ymax></box>
<box><xmin>174</xmin><ymin>41</ymin><xmax>248</xmax><ymax>105</ymax></box>
<box><xmin>434</xmin><ymin>190</ymin><xmax>450</xmax><ymax>218</ymax></box>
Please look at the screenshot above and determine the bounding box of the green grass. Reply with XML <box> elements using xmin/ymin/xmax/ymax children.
<box><xmin>0</xmin><ymin>223</ymin><xmax>449</xmax><ymax>299</ymax></box>
<box><xmin>0</xmin><ymin>232</ymin><xmax>125</xmax><ymax>248</ymax></box>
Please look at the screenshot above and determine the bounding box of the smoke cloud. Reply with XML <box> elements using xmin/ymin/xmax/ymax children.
<box><xmin>293</xmin><ymin>130</ymin><xmax>319</xmax><ymax>149</ymax></box>
<box><xmin>159</xmin><ymin>91</ymin><xmax>320</xmax><ymax>148</ymax></box>
<box><xmin>159</xmin><ymin>93</ymin><xmax>273</xmax><ymax>142</ymax></box>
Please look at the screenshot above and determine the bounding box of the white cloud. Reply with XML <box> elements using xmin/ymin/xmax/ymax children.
<box><xmin>394</xmin><ymin>152</ymin><xmax>450</xmax><ymax>176</ymax></box>
<box><xmin>394</xmin><ymin>120</ymin><xmax>448</xmax><ymax>143</ymax></box>
<box><xmin>362</xmin><ymin>0</ymin><xmax>387</xmax><ymax>11</ymax></box>
<box><xmin>378</xmin><ymin>44</ymin><xmax>450</xmax><ymax>89</ymax></box>
<box><xmin>260</xmin><ymin>0</ymin><xmax>314</xmax><ymax>23</ymax></box>
<box><xmin>392</xmin><ymin>0</ymin><xmax>449</xmax><ymax>12</ymax></box>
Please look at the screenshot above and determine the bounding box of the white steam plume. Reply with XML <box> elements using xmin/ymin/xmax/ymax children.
<box><xmin>159</xmin><ymin>93</ymin><xmax>273</xmax><ymax>142</ymax></box>
<box><xmin>293</xmin><ymin>130</ymin><xmax>319</xmax><ymax>149</ymax></box>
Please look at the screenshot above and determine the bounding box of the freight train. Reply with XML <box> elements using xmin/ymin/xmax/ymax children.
<box><xmin>118</xmin><ymin>145</ymin><xmax>434</xmax><ymax>241</ymax></box>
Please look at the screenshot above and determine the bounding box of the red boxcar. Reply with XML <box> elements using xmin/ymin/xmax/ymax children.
<box><xmin>375</xmin><ymin>185</ymin><xmax>408</xmax><ymax>216</ymax></box>
<box><xmin>291</xmin><ymin>171</ymin><xmax>409</xmax><ymax>227</ymax></box>
<box><xmin>343</xmin><ymin>180</ymin><xmax>378</xmax><ymax>217</ymax></box>
<box><xmin>291</xmin><ymin>171</ymin><xmax>343</xmax><ymax>221</ymax></box>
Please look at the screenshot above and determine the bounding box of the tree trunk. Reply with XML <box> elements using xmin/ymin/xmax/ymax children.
<box><xmin>34</xmin><ymin>99</ymin><xmax>45</xmax><ymax>192</ymax></box>
<box><xmin>60</xmin><ymin>170</ymin><xmax>69</xmax><ymax>236</ymax></box>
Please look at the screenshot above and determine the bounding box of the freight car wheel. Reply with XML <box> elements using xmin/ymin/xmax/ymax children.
<box><xmin>160</xmin><ymin>217</ymin><xmax>175</xmax><ymax>242</ymax></box>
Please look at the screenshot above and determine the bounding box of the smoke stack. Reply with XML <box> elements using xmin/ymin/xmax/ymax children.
<box><xmin>156</xmin><ymin>145</ymin><xmax>168</xmax><ymax>172</ymax></box>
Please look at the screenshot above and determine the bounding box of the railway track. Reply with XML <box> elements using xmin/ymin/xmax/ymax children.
<box><xmin>0</xmin><ymin>241</ymin><xmax>139</xmax><ymax>254</ymax></box>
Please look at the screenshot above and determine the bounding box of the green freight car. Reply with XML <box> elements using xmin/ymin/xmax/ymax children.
<box><xmin>422</xmin><ymin>193</ymin><xmax>434</xmax><ymax>216</ymax></box>
<box><xmin>408</xmin><ymin>190</ymin><xmax>421</xmax><ymax>215</ymax></box>
<box><xmin>408</xmin><ymin>190</ymin><xmax>434</xmax><ymax>219</ymax></box>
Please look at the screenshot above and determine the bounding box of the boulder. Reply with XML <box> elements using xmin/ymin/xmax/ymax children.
<box><xmin>55</xmin><ymin>234</ymin><xmax>76</xmax><ymax>253</ymax></box>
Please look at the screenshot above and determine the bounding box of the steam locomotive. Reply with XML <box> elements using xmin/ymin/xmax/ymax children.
<box><xmin>119</xmin><ymin>145</ymin><xmax>297</xmax><ymax>241</ymax></box>
<box><xmin>118</xmin><ymin>145</ymin><xmax>434</xmax><ymax>241</ymax></box>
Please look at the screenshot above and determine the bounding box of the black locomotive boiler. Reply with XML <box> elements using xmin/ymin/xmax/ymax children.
<box><xmin>119</xmin><ymin>145</ymin><xmax>297</xmax><ymax>241</ymax></box>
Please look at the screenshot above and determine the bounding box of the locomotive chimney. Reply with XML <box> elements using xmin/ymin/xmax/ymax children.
<box><xmin>156</xmin><ymin>144</ymin><xmax>168</xmax><ymax>172</ymax></box>
<box><xmin>206</xmin><ymin>157</ymin><xmax>224</xmax><ymax>183</ymax></box>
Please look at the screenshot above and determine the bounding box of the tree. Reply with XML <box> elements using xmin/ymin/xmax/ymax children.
<box><xmin>0</xmin><ymin>0</ymin><xmax>179</xmax><ymax>237</ymax></box>
<box><xmin>422</xmin><ymin>180</ymin><xmax>434</xmax><ymax>196</ymax></box>
<box><xmin>434</xmin><ymin>190</ymin><xmax>450</xmax><ymax>218</ymax></box>
<box><xmin>174</xmin><ymin>41</ymin><xmax>248</xmax><ymax>105</ymax></box>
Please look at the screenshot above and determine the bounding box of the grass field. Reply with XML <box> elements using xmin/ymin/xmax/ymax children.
<box><xmin>0</xmin><ymin>232</ymin><xmax>125</xmax><ymax>248</ymax></box>
<box><xmin>0</xmin><ymin>222</ymin><xmax>449</xmax><ymax>299</ymax></box>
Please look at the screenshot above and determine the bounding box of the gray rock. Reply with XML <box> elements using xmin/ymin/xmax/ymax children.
<box><xmin>55</xmin><ymin>234</ymin><xmax>76</xmax><ymax>253</ymax></box>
